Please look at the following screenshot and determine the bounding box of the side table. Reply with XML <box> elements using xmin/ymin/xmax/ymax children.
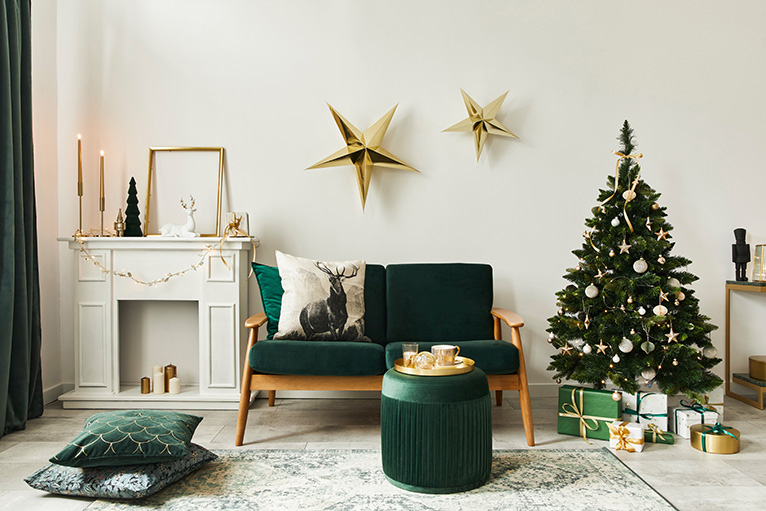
<box><xmin>380</xmin><ymin>367</ymin><xmax>492</xmax><ymax>494</ymax></box>
<box><xmin>725</xmin><ymin>280</ymin><xmax>766</xmax><ymax>409</ymax></box>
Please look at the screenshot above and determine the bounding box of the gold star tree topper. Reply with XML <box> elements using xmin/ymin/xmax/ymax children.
<box><xmin>443</xmin><ymin>89</ymin><xmax>518</xmax><ymax>161</ymax></box>
<box><xmin>307</xmin><ymin>104</ymin><xmax>418</xmax><ymax>210</ymax></box>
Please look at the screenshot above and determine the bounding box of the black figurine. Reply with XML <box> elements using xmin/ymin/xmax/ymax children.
<box><xmin>733</xmin><ymin>228</ymin><xmax>750</xmax><ymax>281</ymax></box>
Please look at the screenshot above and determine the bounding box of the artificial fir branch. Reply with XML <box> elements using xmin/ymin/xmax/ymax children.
<box><xmin>547</xmin><ymin>121</ymin><xmax>721</xmax><ymax>400</ymax></box>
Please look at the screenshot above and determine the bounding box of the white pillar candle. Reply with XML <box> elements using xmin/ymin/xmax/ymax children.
<box><xmin>152</xmin><ymin>365</ymin><xmax>162</xmax><ymax>375</ymax></box>
<box><xmin>168</xmin><ymin>377</ymin><xmax>181</xmax><ymax>395</ymax></box>
<box><xmin>153</xmin><ymin>372</ymin><xmax>165</xmax><ymax>394</ymax></box>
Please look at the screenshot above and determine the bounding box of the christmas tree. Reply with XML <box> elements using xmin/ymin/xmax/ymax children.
<box><xmin>547</xmin><ymin>121</ymin><xmax>721</xmax><ymax>400</ymax></box>
<box><xmin>124</xmin><ymin>177</ymin><xmax>143</xmax><ymax>237</ymax></box>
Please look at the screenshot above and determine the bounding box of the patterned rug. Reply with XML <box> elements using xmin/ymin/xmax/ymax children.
<box><xmin>87</xmin><ymin>448</ymin><xmax>675</xmax><ymax>511</ymax></box>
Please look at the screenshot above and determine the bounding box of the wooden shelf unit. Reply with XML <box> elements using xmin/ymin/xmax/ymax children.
<box><xmin>725</xmin><ymin>280</ymin><xmax>766</xmax><ymax>410</ymax></box>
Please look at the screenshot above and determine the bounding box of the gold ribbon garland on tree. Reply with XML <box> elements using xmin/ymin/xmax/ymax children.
<box><xmin>603</xmin><ymin>150</ymin><xmax>643</xmax><ymax>233</ymax></box>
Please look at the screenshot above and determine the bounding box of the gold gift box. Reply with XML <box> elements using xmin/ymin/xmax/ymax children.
<box><xmin>749</xmin><ymin>356</ymin><xmax>766</xmax><ymax>381</ymax></box>
<box><xmin>690</xmin><ymin>424</ymin><xmax>740</xmax><ymax>454</ymax></box>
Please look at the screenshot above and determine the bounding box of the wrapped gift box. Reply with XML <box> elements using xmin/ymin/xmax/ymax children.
<box><xmin>670</xmin><ymin>402</ymin><xmax>719</xmax><ymax>439</ymax></box>
<box><xmin>621</xmin><ymin>391</ymin><xmax>668</xmax><ymax>431</ymax></box>
<box><xmin>557</xmin><ymin>385</ymin><xmax>622</xmax><ymax>442</ymax></box>
<box><xmin>609</xmin><ymin>421</ymin><xmax>645</xmax><ymax>452</ymax></box>
<box><xmin>643</xmin><ymin>424</ymin><xmax>674</xmax><ymax>444</ymax></box>
<box><xmin>690</xmin><ymin>423</ymin><xmax>739</xmax><ymax>454</ymax></box>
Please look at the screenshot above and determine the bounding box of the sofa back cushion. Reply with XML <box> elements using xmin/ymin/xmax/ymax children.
<box><xmin>386</xmin><ymin>263</ymin><xmax>494</xmax><ymax>342</ymax></box>
<box><xmin>364</xmin><ymin>264</ymin><xmax>387</xmax><ymax>345</ymax></box>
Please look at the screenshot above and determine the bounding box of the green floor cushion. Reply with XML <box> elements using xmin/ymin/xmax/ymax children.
<box><xmin>385</xmin><ymin>341</ymin><xmax>519</xmax><ymax>375</ymax></box>
<box><xmin>250</xmin><ymin>339</ymin><xmax>386</xmax><ymax>376</ymax></box>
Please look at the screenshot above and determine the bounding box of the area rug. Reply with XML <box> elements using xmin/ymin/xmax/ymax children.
<box><xmin>86</xmin><ymin>448</ymin><xmax>675</xmax><ymax>511</ymax></box>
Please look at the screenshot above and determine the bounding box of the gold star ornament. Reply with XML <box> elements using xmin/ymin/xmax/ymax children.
<box><xmin>308</xmin><ymin>104</ymin><xmax>418</xmax><ymax>210</ymax></box>
<box><xmin>443</xmin><ymin>89</ymin><xmax>518</xmax><ymax>161</ymax></box>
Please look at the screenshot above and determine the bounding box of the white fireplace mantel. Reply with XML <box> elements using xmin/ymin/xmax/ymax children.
<box><xmin>57</xmin><ymin>236</ymin><xmax>258</xmax><ymax>410</ymax></box>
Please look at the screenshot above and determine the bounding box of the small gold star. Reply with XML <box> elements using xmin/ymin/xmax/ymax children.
<box><xmin>659</xmin><ymin>290</ymin><xmax>670</xmax><ymax>302</ymax></box>
<box><xmin>656</xmin><ymin>227</ymin><xmax>669</xmax><ymax>241</ymax></box>
<box><xmin>561</xmin><ymin>344</ymin><xmax>573</xmax><ymax>354</ymax></box>
<box><xmin>596</xmin><ymin>340</ymin><xmax>608</xmax><ymax>354</ymax></box>
<box><xmin>595</xmin><ymin>269</ymin><xmax>606</xmax><ymax>279</ymax></box>
<box><xmin>618</xmin><ymin>239</ymin><xmax>631</xmax><ymax>254</ymax></box>
<box><xmin>666</xmin><ymin>328</ymin><xmax>679</xmax><ymax>343</ymax></box>
<box><xmin>443</xmin><ymin>89</ymin><xmax>518</xmax><ymax>161</ymax></box>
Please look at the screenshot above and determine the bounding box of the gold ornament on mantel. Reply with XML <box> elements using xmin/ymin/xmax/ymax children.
<box><xmin>307</xmin><ymin>104</ymin><xmax>418</xmax><ymax>210</ymax></box>
<box><xmin>443</xmin><ymin>89</ymin><xmax>518</xmax><ymax>161</ymax></box>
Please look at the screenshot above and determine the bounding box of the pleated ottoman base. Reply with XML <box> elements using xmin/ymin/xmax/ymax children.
<box><xmin>381</xmin><ymin>367</ymin><xmax>491</xmax><ymax>493</ymax></box>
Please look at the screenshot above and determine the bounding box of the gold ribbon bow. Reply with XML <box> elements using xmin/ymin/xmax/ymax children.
<box><xmin>608</xmin><ymin>421</ymin><xmax>644</xmax><ymax>452</ymax></box>
<box><xmin>602</xmin><ymin>150</ymin><xmax>643</xmax><ymax>233</ymax></box>
<box><xmin>218</xmin><ymin>213</ymin><xmax>257</xmax><ymax>278</ymax></box>
<box><xmin>646</xmin><ymin>423</ymin><xmax>670</xmax><ymax>443</ymax></box>
<box><xmin>558</xmin><ymin>387</ymin><xmax>616</xmax><ymax>444</ymax></box>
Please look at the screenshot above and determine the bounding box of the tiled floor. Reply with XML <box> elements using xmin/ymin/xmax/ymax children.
<box><xmin>1</xmin><ymin>395</ymin><xmax>764</xmax><ymax>510</ymax></box>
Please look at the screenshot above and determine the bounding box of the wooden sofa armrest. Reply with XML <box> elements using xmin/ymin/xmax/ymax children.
<box><xmin>245</xmin><ymin>312</ymin><xmax>268</xmax><ymax>330</ymax></box>
<box><xmin>491</xmin><ymin>308</ymin><xmax>524</xmax><ymax>328</ymax></box>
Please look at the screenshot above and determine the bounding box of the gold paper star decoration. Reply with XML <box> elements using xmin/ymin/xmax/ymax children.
<box><xmin>308</xmin><ymin>104</ymin><xmax>418</xmax><ymax>210</ymax></box>
<box><xmin>659</xmin><ymin>290</ymin><xmax>670</xmax><ymax>303</ymax></box>
<box><xmin>666</xmin><ymin>327</ymin><xmax>679</xmax><ymax>343</ymax></box>
<box><xmin>596</xmin><ymin>340</ymin><xmax>609</xmax><ymax>354</ymax></box>
<box><xmin>443</xmin><ymin>89</ymin><xmax>518</xmax><ymax>161</ymax></box>
<box><xmin>560</xmin><ymin>344</ymin><xmax>573</xmax><ymax>355</ymax></box>
<box><xmin>618</xmin><ymin>239</ymin><xmax>632</xmax><ymax>254</ymax></box>
<box><xmin>656</xmin><ymin>227</ymin><xmax>669</xmax><ymax>241</ymax></box>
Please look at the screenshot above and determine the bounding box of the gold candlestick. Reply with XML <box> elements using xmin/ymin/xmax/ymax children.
<box><xmin>99</xmin><ymin>150</ymin><xmax>105</xmax><ymax>236</ymax></box>
<box><xmin>77</xmin><ymin>134</ymin><xmax>83</xmax><ymax>234</ymax></box>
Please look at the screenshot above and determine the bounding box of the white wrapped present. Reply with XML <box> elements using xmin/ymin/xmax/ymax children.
<box><xmin>621</xmin><ymin>391</ymin><xmax>668</xmax><ymax>431</ymax></box>
<box><xmin>670</xmin><ymin>402</ymin><xmax>719</xmax><ymax>439</ymax></box>
<box><xmin>608</xmin><ymin>421</ymin><xmax>645</xmax><ymax>453</ymax></box>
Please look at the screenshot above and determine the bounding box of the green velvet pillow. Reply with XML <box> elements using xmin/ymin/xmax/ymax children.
<box><xmin>50</xmin><ymin>410</ymin><xmax>202</xmax><ymax>468</ymax></box>
<box><xmin>252</xmin><ymin>262</ymin><xmax>283</xmax><ymax>339</ymax></box>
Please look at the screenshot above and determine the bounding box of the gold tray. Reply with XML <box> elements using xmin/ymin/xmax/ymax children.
<box><xmin>394</xmin><ymin>356</ymin><xmax>475</xmax><ymax>376</ymax></box>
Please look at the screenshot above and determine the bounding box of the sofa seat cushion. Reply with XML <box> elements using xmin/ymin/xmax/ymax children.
<box><xmin>385</xmin><ymin>341</ymin><xmax>519</xmax><ymax>375</ymax></box>
<box><xmin>250</xmin><ymin>340</ymin><xmax>386</xmax><ymax>376</ymax></box>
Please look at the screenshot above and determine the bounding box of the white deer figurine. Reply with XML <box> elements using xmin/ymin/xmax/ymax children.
<box><xmin>160</xmin><ymin>196</ymin><xmax>200</xmax><ymax>237</ymax></box>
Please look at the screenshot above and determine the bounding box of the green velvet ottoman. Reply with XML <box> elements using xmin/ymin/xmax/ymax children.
<box><xmin>380</xmin><ymin>367</ymin><xmax>492</xmax><ymax>493</ymax></box>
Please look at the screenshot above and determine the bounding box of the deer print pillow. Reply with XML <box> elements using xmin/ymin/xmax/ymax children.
<box><xmin>273</xmin><ymin>251</ymin><xmax>369</xmax><ymax>342</ymax></box>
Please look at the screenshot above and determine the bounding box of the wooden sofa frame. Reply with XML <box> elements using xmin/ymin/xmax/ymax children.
<box><xmin>235</xmin><ymin>308</ymin><xmax>535</xmax><ymax>447</ymax></box>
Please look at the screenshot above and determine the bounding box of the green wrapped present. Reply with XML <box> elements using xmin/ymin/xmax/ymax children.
<box><xmin>644</xmin><ymin>423</ymin><xmax>674</xmax><ymax>444</ymax></box>
<box><xmin>557</xmin><ymin>385</ymin><xmax>622</xmax><ymax>442</ymax></box>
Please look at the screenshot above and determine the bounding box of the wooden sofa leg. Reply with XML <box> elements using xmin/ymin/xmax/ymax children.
<box><xmin>495</xmin><ymin>390</ymin><xmax>503</xmax><ymax>406</ymax></box>
<box><xmin>268</xmin><ymin>390</ymin><xmax>276</xmax><ymax>407</ymax></box>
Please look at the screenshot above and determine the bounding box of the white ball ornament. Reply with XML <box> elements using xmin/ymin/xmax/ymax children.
<box><xmin>657</xmin><ymin>256</ymin><xmax>666</xmax><ymax>264</ymax></box>
<box><xmin>703</xmin><ymin>346</ymin><xmax>718</xmax><ymax>358</ymax></box>
<box><xmin>667</xmin><ymin>278</ymin><xmax>681</xmax><ymax>289</ymax></box>
<box><xmin>582</xmin><ymin>343</ymin><xmax>593</xmax><ymax>354</ymax></box>
<box><xmin>611</xmin><ymin>217</ymin><xmax>620</xmax><ymax>227</ymax></box>
<box><xmin>638</xmin><ymin>306</ymin><xmax>646</xmax><ymax>316</ymax></box>
<box><xmin>585</xmin><ymin>285</ymin><xmax>599</xmax><ymax>298</ymax></box>
<box><xmin>641</xmin><ymin>367</ymin><xmax>657</xmax><ymax>380</ymax></box>
<box><xmin>653</xmin><ymin>305</ymin><xmax>668</xmax><ymax>316</ymax></box>
<box><xmin>633</xmin><ymin>258</ymin><xmax>648</xmax><ymax>273</ymax></box>
<box><xmin>612</xmin><ymin>354</ymin><xmax>621</xmax><ymax>363</ymax></box>
<box><xmin>622</xmin><ymin>190</ymin><xmax>636</xmax><ymax>201</ymax></box>
<box><xmin>676</xmin><ymin>291</ymin><xmax>685</xmax><ymax>301</ymax></box>
<box><xmin>618</xmin><ymin>338</ymin><xmax>633</xmax><ymax>353</ymax></box>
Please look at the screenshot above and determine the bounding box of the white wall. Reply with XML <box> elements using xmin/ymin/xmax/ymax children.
<box><xmin>36</xmin><ymin>0</ymin><xmax>766</xmax><ymax>397</ymax></box>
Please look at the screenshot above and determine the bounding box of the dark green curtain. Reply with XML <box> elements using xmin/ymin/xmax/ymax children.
<box><xmin>0</xmin><ymin>0</ymin><xmax>43</xmax><ymax>437</ymax></box>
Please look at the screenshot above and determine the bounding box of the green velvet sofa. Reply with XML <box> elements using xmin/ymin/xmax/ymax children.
<box><xmin>236</xmin><ymin>263</ymin><xmax>534</xmax><ymax>446</ymax></box>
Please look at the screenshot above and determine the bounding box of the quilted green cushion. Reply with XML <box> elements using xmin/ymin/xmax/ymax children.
<box><xmin>385</xmin><ymin>340</ymin><xmax>519</xmax><ymax>375</ymax></box>
<box><xmin>252</xmin><ymin>262</ymin><xmax>283</xmax><ymax>339</ymax></box>
<box><xmin>250</xmin><ymin>339</ymin><xmax>386</xmax><ymax>376</ymax></box>
<box><xmin>51</xmin><ymin>411</ymin><xmax>202</xmax><ymax>468</ymax></box>
<box><xmin>386</xmin><ymin>263</ymin><xmax>494</xmax><ymax>342</ymax></box>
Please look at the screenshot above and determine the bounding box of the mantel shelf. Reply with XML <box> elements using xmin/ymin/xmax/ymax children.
<box><xmin>57</xmin><ymin>236</ymin><xmax>259</xmax><ymax>251</ymax></box>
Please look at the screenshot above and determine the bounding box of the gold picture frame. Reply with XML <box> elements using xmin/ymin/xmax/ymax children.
<box><xmin>144</xmin><ymin>147</ymin><xmax>225</xmax><ymax>237</ymax></box>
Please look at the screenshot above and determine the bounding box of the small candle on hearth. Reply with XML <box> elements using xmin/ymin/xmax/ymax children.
<box><xmin>152</xmin><ymin>365</ymin><xmax>162</xmax><ymax>375</ymax></box>
<box><xmin>168</xmin><ymin>377</ymin><xmax>181</xmax><ymax>395</ymax></box>
<box><xmin>99</xmin><ymin>150</ymin><xmax>105</xmax><ymax>210</ymax></box>
<box><xmin>153</xmin><ymin>371</ymin><xmax>164</xmax><ymax>394</ymax></box>
<box><xmin>77</xmin><ymin>134</ymin><xmax>83</xmax><ymax>194</ymax></box>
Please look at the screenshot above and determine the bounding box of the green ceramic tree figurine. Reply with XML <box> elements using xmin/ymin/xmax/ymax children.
<box><xmin>124</xmin><ymin>177</ymin><xmax>143</xmax><ymax>237</ymax></box>
<box><xmin>546</xmin><ymin>121</ymin><xmax>721</xmax><ymax>400</ymax></box>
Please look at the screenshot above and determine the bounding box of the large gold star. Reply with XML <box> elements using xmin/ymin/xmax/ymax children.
<box><xmin>443</xmin><ymin>89</ymin><xmax>518</xmax><ymax>161</ymax></box>
<box><xmin>308</xmin><ymin>104</ymin><xmax>418</xmax><ymax>210</ymax></box>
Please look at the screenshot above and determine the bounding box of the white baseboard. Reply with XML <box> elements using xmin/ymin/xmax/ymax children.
<box><xmin>43</xmin><ymin>382</ymin><xmax>73</xmax><ymax>405</ymax></box>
